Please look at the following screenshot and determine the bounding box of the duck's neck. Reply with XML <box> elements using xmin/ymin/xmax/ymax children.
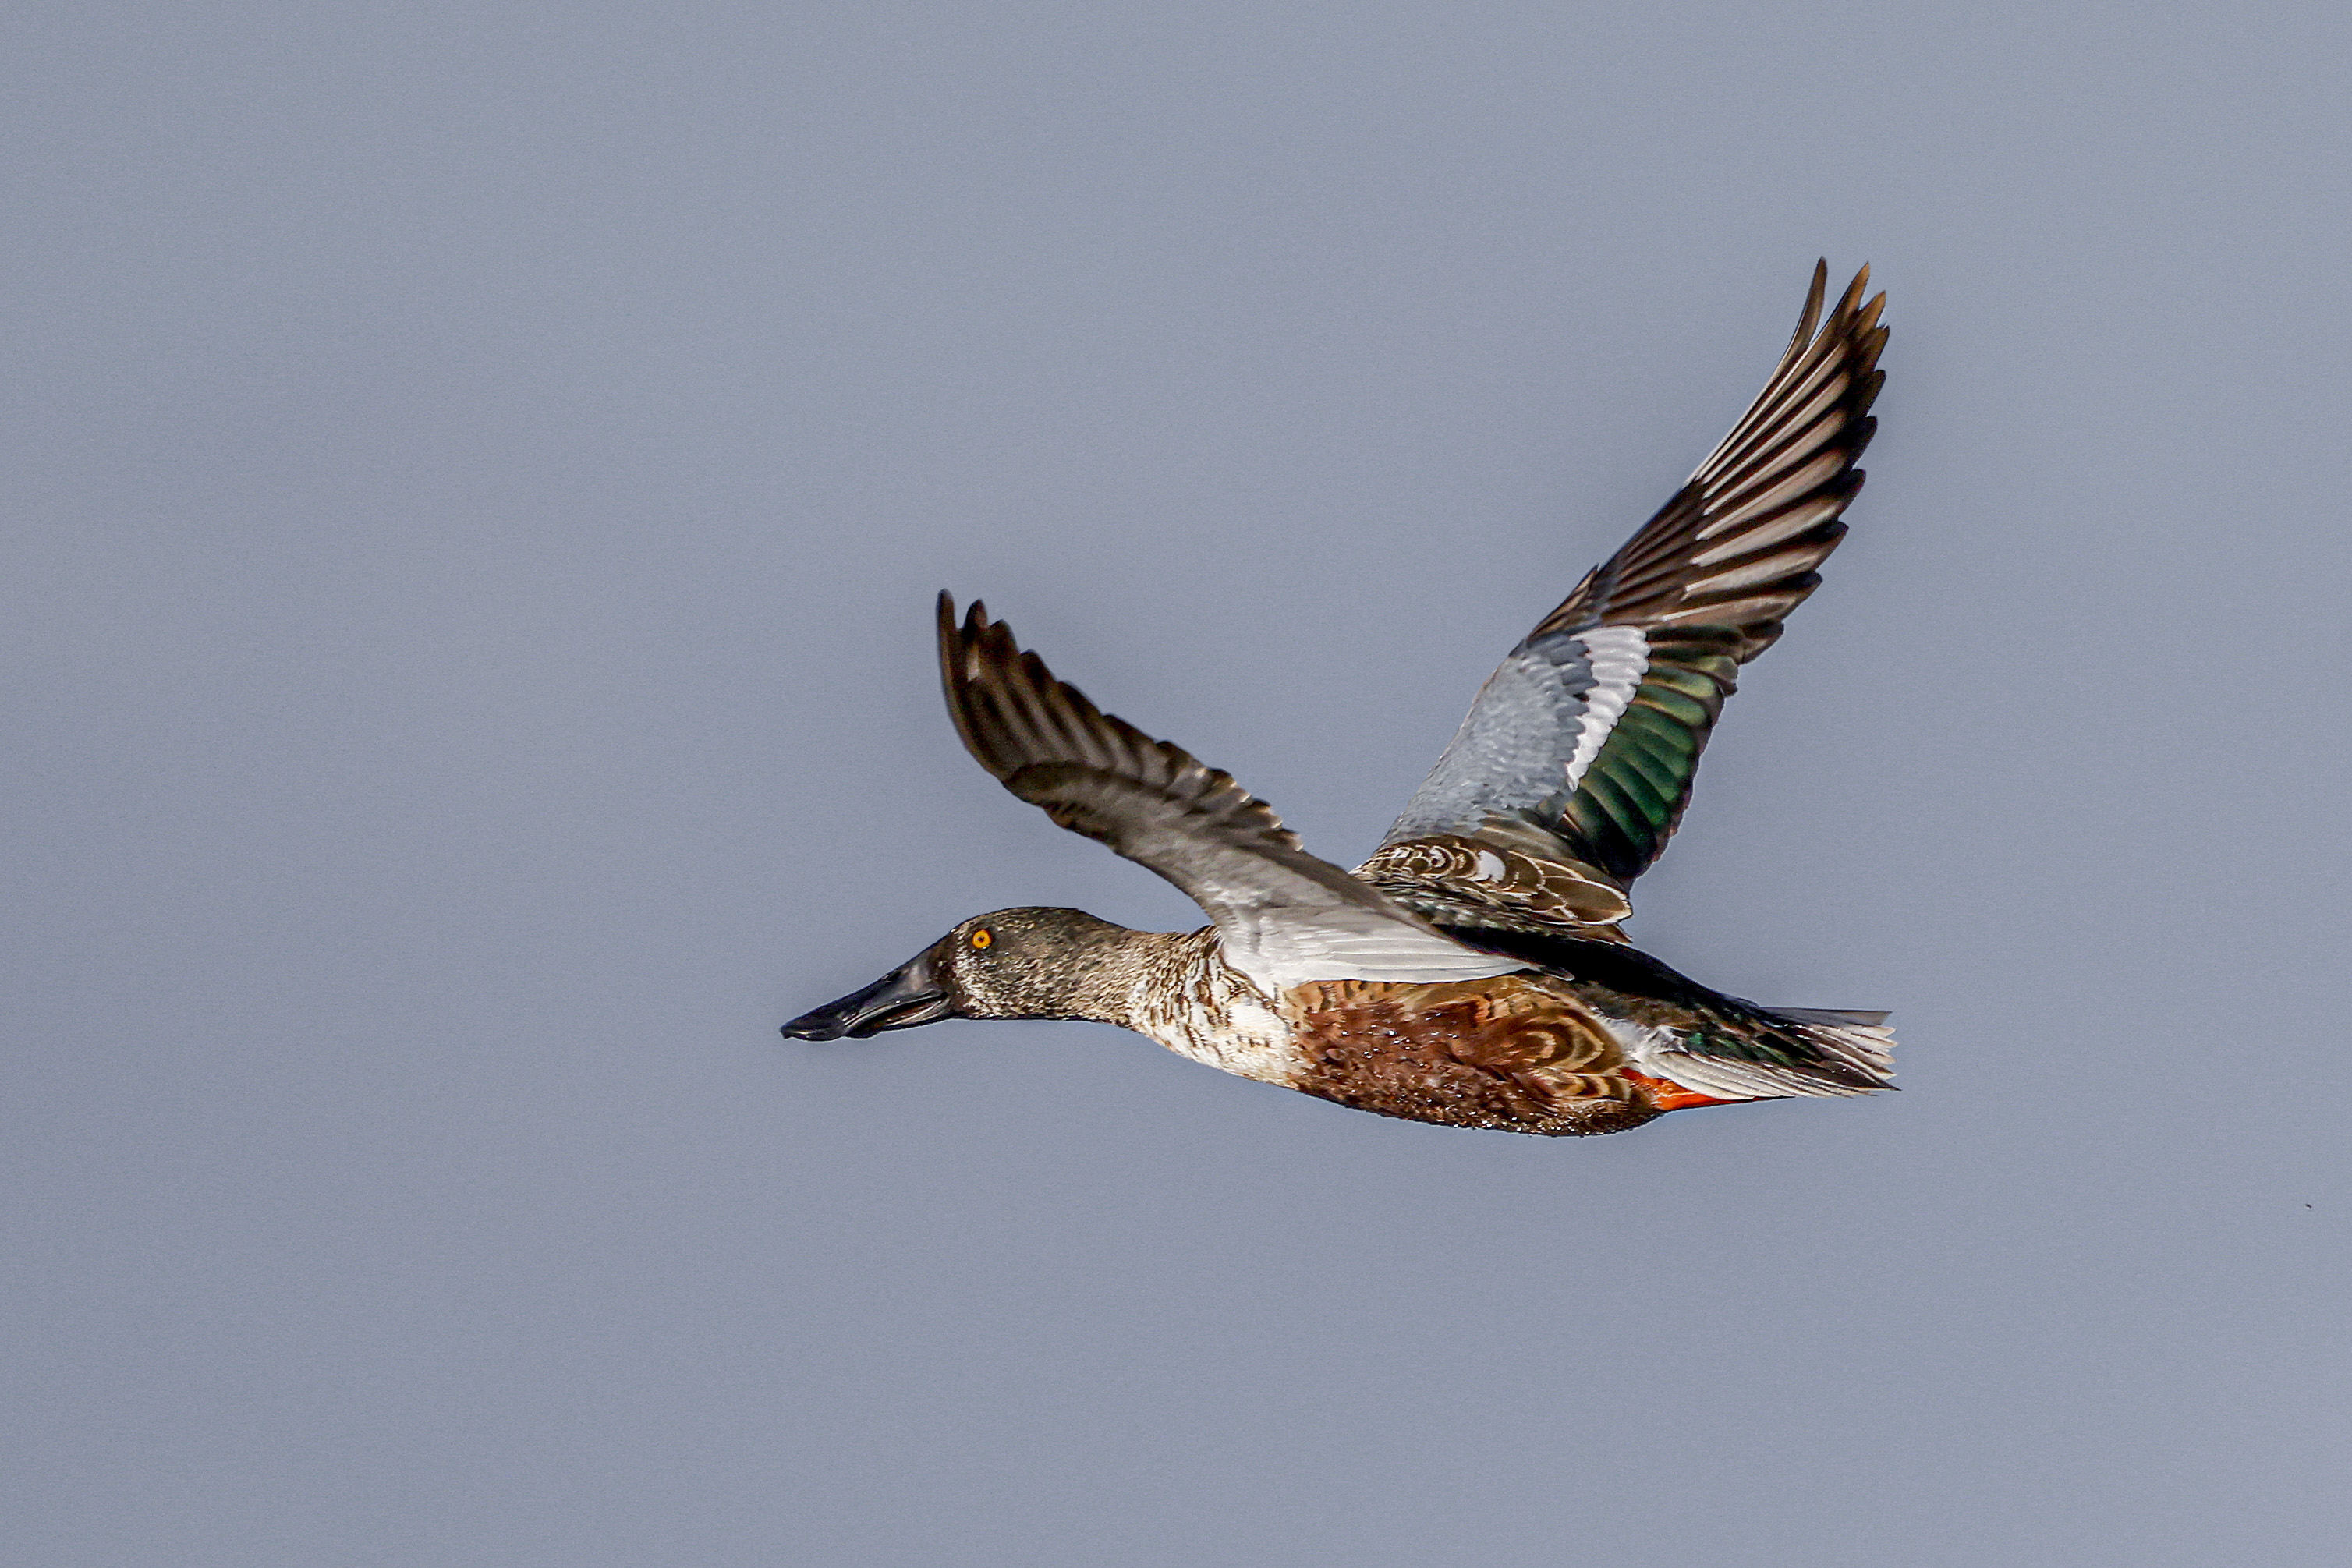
<box><xmin>1077</xmin><ymin>926</ymin><xmax>1299</xmax><ymax>1084</ymax></box>
<box><xmin>1018</xmin><ymin>927</ymin><xmax>1205</xmax><ymax>1028</ymax></box>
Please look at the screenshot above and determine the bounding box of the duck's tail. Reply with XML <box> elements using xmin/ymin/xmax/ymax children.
<box><xmin>1760</xmin><ymin>1005</ymin><xmax>1898</xmax><ymax>1095</ymax></box>
<box><xmin>1636</xmin><ymin>1004</ymin><xmax>1898</xmax><ymax>1106</ymax></box>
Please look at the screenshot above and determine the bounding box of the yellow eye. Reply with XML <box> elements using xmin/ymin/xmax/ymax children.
<box><xmin>970</xmin><ymin>929</ymin><xmax>992</xmax><ymax>950</ymax></box>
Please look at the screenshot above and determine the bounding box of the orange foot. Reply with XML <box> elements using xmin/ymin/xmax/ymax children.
<box><xmin>1624</xmin><ymin>1071</ymin><xmax>1752</xmax><ymax>1113</ymax></box>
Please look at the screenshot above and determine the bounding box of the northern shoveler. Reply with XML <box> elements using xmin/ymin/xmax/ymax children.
<box><xmin>784</xmin><ymin>261</ymin><xmax>1895</xmax><ymax>1136</ymax></box>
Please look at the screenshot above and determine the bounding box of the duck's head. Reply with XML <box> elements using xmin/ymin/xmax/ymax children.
<box><xmin>781</xmin><ymin>907</ymin><xmax>1135</xmax><ymax>1040</ymax></box>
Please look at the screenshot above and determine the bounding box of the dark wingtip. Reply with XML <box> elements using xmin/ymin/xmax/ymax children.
<box><xmin>1789</xmin><ymin>259</ymin><xmax>1829</xmax><ymax>350</ymax></box>
<box><xmin>940</xmin><ymin>587</ymin><xmax>987</xmax><ymax>766</ymax></box>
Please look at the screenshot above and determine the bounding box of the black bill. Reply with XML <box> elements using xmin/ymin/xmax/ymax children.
<box><xmin>781</xmin><ymin>948</ymin><xmax>952</xmax><ymax>1040</ymax></box>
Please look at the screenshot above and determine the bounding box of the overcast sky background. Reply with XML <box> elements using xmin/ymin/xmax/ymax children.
<box><xmin>6</xmin><ymin>4</ymin><xmax>2350</xmax><ymax>1564</ymax></box>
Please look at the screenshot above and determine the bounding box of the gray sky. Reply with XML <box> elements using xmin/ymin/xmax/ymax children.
<box><xmin>6</xmin><ymin>3</ymin><xmax>2349</xmax><ymax>1564</ymax></box>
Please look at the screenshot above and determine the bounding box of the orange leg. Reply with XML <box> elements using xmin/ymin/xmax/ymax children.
<box><xmin>1623</xmin><ymin>1071</ymin><xmax>1749</xmax><ymax>1113</ymax></box>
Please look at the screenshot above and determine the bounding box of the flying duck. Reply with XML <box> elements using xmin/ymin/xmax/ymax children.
<box><xmin>784</xmin><ymin>261</ymin><xmax>1895</xmax><ymax>1136</ymax></box>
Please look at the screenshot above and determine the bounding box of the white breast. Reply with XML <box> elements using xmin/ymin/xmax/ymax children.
<box><xmin>1125</xmin><ymin>938</ymin><xmax>1308</xmax><ymax>1087</ymax></box>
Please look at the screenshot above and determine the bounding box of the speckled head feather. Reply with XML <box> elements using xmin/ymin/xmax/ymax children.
<box><xmin>930</xmin><ymin>908</ymin><xmax>1141</xmax><ymax>1022</ymax></box>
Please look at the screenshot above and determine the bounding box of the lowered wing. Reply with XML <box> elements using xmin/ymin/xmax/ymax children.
<box><xmin>1360</xmin><ymin>261</ymin><xmax>1888</xmax><ymax>936</ymax></box>
<box><xmin>937</xmin><ymin>594</ymin><xmax>1521</xmax><ymax>996</ymax></box>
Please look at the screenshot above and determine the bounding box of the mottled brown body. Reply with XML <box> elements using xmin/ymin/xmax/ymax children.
<box><xmin>1279</xmin><ymin>975</ymin><xmax>1663</xmax><ymax>1136</ymax></box>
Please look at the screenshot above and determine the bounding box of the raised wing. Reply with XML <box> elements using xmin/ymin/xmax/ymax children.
<box><xmin>1362</xmin><ymin>261</ymin><xmax>1887</xmax><ymax>935</ymax></box>
<box><xmin>937</xmin><ymin>594</ymin><xmax>1521</xmax><ymax>996</ymax></box>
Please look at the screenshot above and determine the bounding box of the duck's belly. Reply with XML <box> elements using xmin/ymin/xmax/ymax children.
<box><xmin>1128</xmin><ymin>951</ymin><xmax>1682</xmax><ymax>1136</ymax></box>
<box><xmin>1276</xmin><ymin>975</ymin><xmax>1663</xmax><ymax>1137</ymax></box>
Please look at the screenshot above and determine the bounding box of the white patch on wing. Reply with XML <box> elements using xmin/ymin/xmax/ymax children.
<box><xmin>1216</xmin><ymin>907</ymin><xmax>1527</xmax><ymax>995</ymax></box>
<box><xmin>1471</xmin><ymin>849</ymin><xmax>1507</xmax><ymax>882</ymax></box>
<box><xmin>1560</xmin><ymin>625</ymin><xmax>1650</xmax><ymax>791</ymax></box>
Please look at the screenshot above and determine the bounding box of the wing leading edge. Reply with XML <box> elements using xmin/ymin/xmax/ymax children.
<box><xmin>937</xmin><ymin>594</ymin><xmax>1523</xmax><ymax>996</ymax></box>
